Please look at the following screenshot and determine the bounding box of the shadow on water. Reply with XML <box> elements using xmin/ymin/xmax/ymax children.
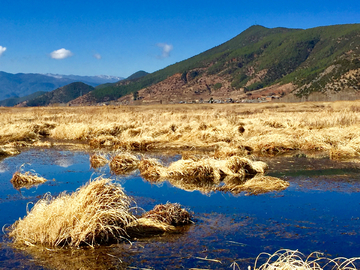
<box><xmin>1</xmin><ymin>149</ymin><xmax>360</xmax><ymax>269</ymax></box>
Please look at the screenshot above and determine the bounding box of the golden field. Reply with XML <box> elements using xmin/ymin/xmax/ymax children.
<box><xmin>1</xmin><ymin>100</ymin><xmax>360</xmax><ymax>159</ymax></box>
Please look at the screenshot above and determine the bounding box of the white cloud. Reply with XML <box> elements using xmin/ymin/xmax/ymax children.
<box><xmin>157</xmin><ymin>43</ymin><xmax>173</xmax><ymax>58</ymax></box>
<box><xmin>0</xmin><ymin>46</ymin><xmax>6</xmax><ymax>57</ymax></box>
<box><xmin>50</xmin><ymin>48</ymin><xmax>73</xmax><ymax>59</ymax></box>
<box><xmin>93</xmin><ymin>53</ymin><xmax>101</xmax><ymax>59</ymax></box>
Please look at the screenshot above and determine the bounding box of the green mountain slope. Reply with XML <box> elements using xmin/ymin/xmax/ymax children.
<box><xmin>24</xmin><ymin>82</ymin><xmax>94</xmax><ymax>107</ymax></box>
<box><xmin>0</xmin><ymin>91</ymin><xmax>46</xmax><ymax>107</ymax></box>
<box><xmin>89</xmin><ymin>24</ymin><xmax>360</xmax><ymax>102</ymax></box>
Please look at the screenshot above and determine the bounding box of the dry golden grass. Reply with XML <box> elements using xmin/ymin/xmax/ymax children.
<box><xmin>8</xmin><ymin>177</ymin><xmax>193</xmax><ymax>248</ymax></box>
<box><xmin>141</xmin><ymin>202</ymin><xmax>192</xmax><ymax>226</ymax></box>
<box><xmin>137</xmin><ymin>156</ymin><xmax>286</xmax><ymax>194</ymax></box>
<box><xmin>248</xmin><ymin>249</ymin><xmax>360</xmax><ymax>270</ymax></box>
<box><xmin>10</xmin><ymin>170</ymin><xmax>48</xmax><ymax>189</ymax></box>
<box><xmin>138</xmin><ymin>158</ymin><xmax>166</xmax><ymax>181</ymax></box>
<box><xmin>109</xmin><ymin>152</ymin><xmax>139</xmax><ymax>174</ymax></box>
<box><xmin>1</xmin><ymin>101</ymin><xmax>360</xmax><ymax>159</ymax></box>
<box><xmin>89</xmin><ymin>153</ymin><xmax>109</xmax><ymax>168</ymax></box>
<box><xmin>8</xmin><ymin>177</ymin><xmax>137</xmax><ymax>247</ymax></box>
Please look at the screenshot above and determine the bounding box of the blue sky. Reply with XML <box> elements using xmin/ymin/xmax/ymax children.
<box><xmin>0</xmin><ymin>0</ymin><xmax>359</xmax><ymax>77</ymax></box>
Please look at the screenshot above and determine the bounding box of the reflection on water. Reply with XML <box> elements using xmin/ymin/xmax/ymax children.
<box><xmin>1</xmin><ymin>149</ymin><xmax>360</xmax><ymax>269</ymax></box>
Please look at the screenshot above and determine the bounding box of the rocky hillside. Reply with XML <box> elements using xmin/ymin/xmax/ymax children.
<box><xmin>83</xmin><ymin>24</ymin><xmax>360</xmax><ymax>104</ymax></box>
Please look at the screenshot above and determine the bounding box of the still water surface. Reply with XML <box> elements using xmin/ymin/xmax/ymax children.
<box><xmin>0</xmin><ymin>149</ymin><xmax>360</xmax><ymax>269</ymax></box>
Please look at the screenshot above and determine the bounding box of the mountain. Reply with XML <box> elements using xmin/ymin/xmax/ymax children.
<box><xmin>126</xmin><ymin>71</ymin><xmax>149</xmax><ymax>81</ymax></box>
<box><xmin>0</xmin><ymin>71</ymin><xmax>123</xmax><ymax>102</ymax></box>
<box><xmin>43</xmin><ymin>74</ymin><xmax>123</xmax><ymax>85</ymax></box>
<box><xmin>19</xmin><ymin>82</ymin><xmax>94</xmax><ymax>107</ymax></box>
<box><xmin>69</xmin><ymin>70</ymin><xmax>149</xmax><ymax>105</ymax></box>
<box><xmin>84</xmin><ymin>24</ymin><xmax>360</xmax><ymax>104</ymax></box>
<box><xmin>0</xmin><ymin>91</ymin><xmax>46</xmax><ymax>107</ymax></box>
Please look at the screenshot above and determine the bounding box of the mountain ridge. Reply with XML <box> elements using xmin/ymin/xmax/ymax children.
<box><xmin>82</xmin><ymin>23</ymin><xmax>360</xmax><ymax>105</ymax></box>
<box><xmin>0</xmin><ymin>71</ymin><xmax>123</xmax><ymax>102</ymax></box>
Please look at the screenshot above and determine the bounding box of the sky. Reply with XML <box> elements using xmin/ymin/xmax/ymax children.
<box><xmin>0</xmin><ymin>0</ymin><xmax>359</xmax><ymax>78</ymax></box>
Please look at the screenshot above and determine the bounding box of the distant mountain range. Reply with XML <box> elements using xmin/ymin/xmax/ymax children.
<box><xmin>2</xmin><ymin>24</ymin><xmax>360</xmax><ymax>107</ymax></box>
<box><xmin>8</xmin><ymin>71</ymin><xmax>148</xmax><ymax>107</ymax></box>
<box><xmin>0</xmin><ymin>71</ymin><xmax>123</xmax><ymax>102</ymax></box>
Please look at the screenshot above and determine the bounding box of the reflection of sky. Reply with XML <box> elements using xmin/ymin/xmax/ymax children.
<box><xmin>55</xmin><ymin>158</ymin><xmax>74</xmax><ymax>168</ymax></box>
<box><xmin>0</xmin><ymin>163</ymin><xmax>8</xmax><ymax>173</ymax></box>
<box><xmin>2</xmin><ymin>149</ymin><xmax>360</xmax><ymax>269</ymax></box>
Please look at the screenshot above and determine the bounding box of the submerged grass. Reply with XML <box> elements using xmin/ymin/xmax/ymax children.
<box><xmin>10</xmin><ymin>170</ymin><xmax>48</xmax><ymax>189</ymax></box>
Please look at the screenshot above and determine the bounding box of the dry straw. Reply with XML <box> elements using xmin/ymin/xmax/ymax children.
<box><xmin>138</xmin><ymin>155</ymin><xmax>286</xmax><ymax>195</ymax></box>
<box><xmin>10</xmin><ymin>170</ymin><xmax>48</xmax><ymax>189</ymax></box>
<box><xmin>89</xmin><ymin>153</ymin><xmax>109</xmax><ymax>168</ymax></box>
<box><xmin>251</xmin><ymin>249</ymin><xmax>360</xmax><ymax>270</ymax></box>
<box><xmin>126</xmin><ymin>203</ymin><xmax>192</xmax><ymax>237</ymax></box>
<box><xmin>138</xmin><ymin>158</ymin><xmax>166</xmax><ymax>181</ymax></box>
<box><xmin>109</xmin><ymin>152</ymin><xmax>139</xmax><ymax>174</ymax></box>
<box><xmin>8</xmin><ymin>177</ymin><xmax>193</xmax><ymax>248</ymax></box>
<box><xmin>141</xmin><ymin>202</ymin><xmax>192</xmax><ymax>226</ymax></box>
<box><xmin>8</xmin><ymin>177</ymin><xmax>137</xmax><ymax>247</ymax></box>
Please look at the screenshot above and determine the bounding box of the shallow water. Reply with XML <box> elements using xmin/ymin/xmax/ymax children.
<box><xmin>1</xmin><ymin>149</ymin><xmax>360</xmax><ymax>269</ymax></box>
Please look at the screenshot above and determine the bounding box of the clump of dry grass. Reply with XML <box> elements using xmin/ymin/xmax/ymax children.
<box><xmin>8</xmin><ymin>177</ymin><xmax>137</xmax><ymax>247</ymax></box>
<box><xmin>109</xmin><ymin>152</ymin><xmax>139</xmax><ymax>174</ymax></box>
<box><xmin>126</xmin><ymin>202</ymin><xmax>192</xmax><ymax>237</ymax></box>
<box><xmin>141</xmin><ymin>202</ymin><xmax>192</xmax><ymax>226</ymax></box>
<box><xmin>251</xmin><ymin>249</ymin><xmax>360</xmax><ymax>270</ymax></box>
<box><xmin>10</xmin><ymin>170</ymin><xmax>48</xmax><ymax>189</ymax></box>
<box><xmin>138</xmin><ymin>155</ymin><xmax>282</xmax><ymax>194</ymax></box>
<box><xmin>138</xmin><ymin>158</ymin><xmax>166</xmax><ymax>181</ymax></box>
<box><xmin>166</xmin><ymin>158</ymin><xmax>224</xmax><ymax>182</ymax></box>
<box><xmin>89</xmin><ymin>153</ymin><xmax>109</xmax><ymax>168</ymax></box>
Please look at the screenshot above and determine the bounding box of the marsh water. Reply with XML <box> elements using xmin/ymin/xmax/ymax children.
<box><xmin>1</xmin><ymin>148</ymin><xmax>360</xmax><ymax>269</ymax></box>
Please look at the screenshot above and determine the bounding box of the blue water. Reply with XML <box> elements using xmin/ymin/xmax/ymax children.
<box><xmin>1</xmin><ymin>149</ymin><xmax>360</xmax><ymax>269</ymax></box>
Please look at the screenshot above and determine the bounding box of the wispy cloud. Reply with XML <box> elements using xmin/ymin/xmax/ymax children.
<box><xmin>93</xmin><ymin>53</ymin><xmax>101</xmax><ymax>59</ymax></box>
<box><xmin>0</xmin><ymin>46</ymin><xmax>6</xmax><ymax>57</ymax></box>
<box><xmin>50</xmin><ymin>48</ymin><xmax>73</xmax><ymax>59</ymax></box>
<box><xmin>157</xmin><ymin>43</ymin><xmax>173</xmax><ymax>59</ymax></box>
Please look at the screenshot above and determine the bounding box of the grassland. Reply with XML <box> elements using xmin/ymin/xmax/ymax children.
<box><xmin>1</xmin><ymin>101</ymin><xmax>360</xmax><ymax>160</ymax></box>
